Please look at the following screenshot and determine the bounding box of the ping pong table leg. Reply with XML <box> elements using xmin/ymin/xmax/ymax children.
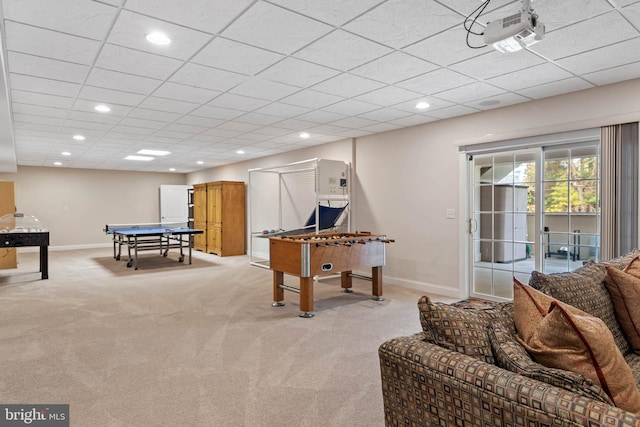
<box><xmin>187</xmin><ymin>235</ymin><xmax>192</xmax><ymax>264</ymax></box>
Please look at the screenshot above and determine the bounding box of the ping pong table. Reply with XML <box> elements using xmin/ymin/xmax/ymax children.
<box><xmin>105</xmin><ymin>223</ymin><xmax>203</xmax><ymax>270</ymax></box>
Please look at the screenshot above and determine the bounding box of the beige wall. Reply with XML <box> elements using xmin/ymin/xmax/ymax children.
<box><xmin>0</xmin><ymin>166</ymin><xmax>186</xmax><ymax>247</ymax></box>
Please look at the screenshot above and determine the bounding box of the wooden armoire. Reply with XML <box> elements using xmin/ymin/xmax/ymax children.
<box><xmin>0</xmin><ymin>181</ymin><xmax>17</xmax><ymax>269</ymax></box>
<box><xmin>192</xmin><ymin>181</ymin><xmax>245</xmax><ymax>256</ymax></box>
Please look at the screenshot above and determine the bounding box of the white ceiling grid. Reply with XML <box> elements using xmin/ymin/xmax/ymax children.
<box><xmin>0</xmin><ymin>0</ymin><xmax>638</xmax><ymax>172</ymax></box>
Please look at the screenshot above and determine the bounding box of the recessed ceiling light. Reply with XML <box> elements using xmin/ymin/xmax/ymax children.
<box><xmin>125</xmin><ymin>155</ymin><xmax>154</xmax><ymax>161</ymax></box>
<box><xmin>146</xmin><ymin>32</ymin><xmax>171</xmax><ymax>45</ymax></box>
<box><xmin>137</xmin><ymin>149</ymin><xmax>171</xmax><ymax>156</ymax></box>
<box><xmin>53</xmin><ymin>161</ymin><xmax>62</xmax><ymax>166</ymax></box>
<box><xmin>94</xmin><ymin>104</ymin><xmax>111</xmax><ymax>113</ymax></box>
<box><xmin>73</xmin><ymin>134</ymin><xmax>85</xmax><ymax>141</ymax></box>
<box><xmin>61</xmin><ymin>152</ymin><xmax>71</xmax><ymax>156</ymax></box>
<box><xmin>415</xmin><ymin>101</ymin><xmax>430</xmax><ymax>110</ymax></box>
<box><xmin>236</xmin><ymin>150</ymin><xmax>245</xmax><ymax>155</ymax></box>
<box><xmin>169</xmin><ymin>168</ymin><xmax>176</xmax><ymax>172</ymax></box>
<box><xmin>299</xmin><ymin>132</ymin><xmax>310</xmax><ymax>139</ymax></box>
<box><xmin>197</xmin><ymin>161</ymin><xmax>204</xmax><ymax>165</ymax></box>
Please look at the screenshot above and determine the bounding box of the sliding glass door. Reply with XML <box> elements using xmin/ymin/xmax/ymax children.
<box><xmin>468</xmin><ymin>141</ymin><xmax>600</xmax><ymax>301</ymax></box>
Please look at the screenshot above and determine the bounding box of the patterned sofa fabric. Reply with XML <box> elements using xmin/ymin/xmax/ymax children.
<box><xmin>379</xmin><ymin>334</ymin><xmax>640</xmax><ymax>426</ymax></box>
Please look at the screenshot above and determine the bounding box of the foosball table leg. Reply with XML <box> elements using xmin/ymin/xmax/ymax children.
<box><xmin>371</xmin><ymin>266</ymin><xmax>384</xmax><ymax>301</ymax></box>
<box><xmin>272</xmin><ymin>271</ymin><xmax>285</xmax><ymax>307</ymax></box>
<box><xmin>299</xmin><ymin>276</ymin><xmax>314</xmax><ymax>318</ymax></box>
<box><xmin>341</xmin><ymin>271</ymin><xmax>353</xmax><ymax>293</ymax></box>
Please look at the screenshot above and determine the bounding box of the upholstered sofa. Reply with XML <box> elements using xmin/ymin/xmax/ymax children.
<box><xmin>379</xmin><ymin>251</ymin><xmax>640</xmax><ymax>426</ymax></box>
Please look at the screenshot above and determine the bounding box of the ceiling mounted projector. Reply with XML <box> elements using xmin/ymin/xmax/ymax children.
<box><xmin>483</xmin><ymin>0</ymin><xmax>545</xmax><ymax>53</ymax></box>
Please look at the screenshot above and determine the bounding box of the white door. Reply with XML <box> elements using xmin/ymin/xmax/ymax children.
<box><xmin>160</xmin><ymin>185</ymin><xmax>189</xmax><ymax>225</ymax></box>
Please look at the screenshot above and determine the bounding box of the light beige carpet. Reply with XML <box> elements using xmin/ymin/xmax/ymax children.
<box><xmin>0</xmin><ymin>247</ymin><xmax>447</xmax><ymax>426</ymax></box>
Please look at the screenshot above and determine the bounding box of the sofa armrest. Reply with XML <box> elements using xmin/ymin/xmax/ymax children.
<box><xmin>379</xmin><ymin>333</ymin><xmax>640</xmax><ymax>427</ymax></box>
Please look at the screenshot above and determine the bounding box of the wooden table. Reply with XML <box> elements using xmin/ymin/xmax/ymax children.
<box><xmin>268</xmin><ymin>232</ymin><xmax>390</xmax><ymax>317</ymax></box>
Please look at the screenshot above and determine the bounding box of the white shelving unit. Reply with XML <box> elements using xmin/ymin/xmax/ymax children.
<box><xmin>248</xmin><ymin>158</ymin><xmax>350</xmax><ymax>268</ymax></box>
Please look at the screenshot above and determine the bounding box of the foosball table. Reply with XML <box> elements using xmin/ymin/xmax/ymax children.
<box><xmin>268</xmin><ymin>231</ymin><xmax>394</xmax><ymax>317</ymax></box>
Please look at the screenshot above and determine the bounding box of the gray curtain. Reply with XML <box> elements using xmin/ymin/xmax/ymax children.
<box><xmin>600</xmin><ymin>122</ymin><xmax>639</xmax><ymax>259</ymax></box>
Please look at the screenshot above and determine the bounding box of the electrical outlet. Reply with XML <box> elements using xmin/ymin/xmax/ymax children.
<box><xmin>446</xmin><ymin>209</ymin><xmax>455</xmax><ymax>219</ymax></box>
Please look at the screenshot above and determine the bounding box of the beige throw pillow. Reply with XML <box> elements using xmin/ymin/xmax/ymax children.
<box><xmin>514</xmin><ymin>279</ymin><xmax>640</xmax><ymax>414</ymax></box>
<box><xmin>604</xmin><ymin>263</ymin><xmax>640</xmax><ymax>353</ymax></box>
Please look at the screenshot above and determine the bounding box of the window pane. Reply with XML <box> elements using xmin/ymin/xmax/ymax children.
<box><xmin>544</xmin><ymin>182</ymin><xmax>569</xmax><ymax>213</ymax></box>
<box><xmin>569</xmin><ymin>179</ymin><xmax>597</xmax><ymax>212</ymax></box>
<box><xmin>544</xmin><ymin>149</ymin><xmax>569</xmax><ymax>181</ymax></box>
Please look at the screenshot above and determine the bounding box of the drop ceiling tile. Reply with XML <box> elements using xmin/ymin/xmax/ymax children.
<box><xmin>294</xmin><ymin>30</ymin><xmax>393</xmax><ymax>71</ymax></box>
<box><xmin>406</xmin><ymin>27</ymin><xmax>487</xmax><ymax>66</ymax></box>
<box><xmin>216</xmin><ymin>121</ymin><xmax>261</xmax><ymax>133</ymax></box>
<box><xmin>86</xmin><ymin>68</ymin><xmax>161</xmax><ymax>95</ymax></box>
<box><xmin>64</xmin><ymin>119</ymin><xmax>114</xmax><ymax>131</ymax></box>
<box><xmin>229</xmin><ymin>78</ymin><xmax>301</xmax><ymax>101</ymax></box>
<box><xmin>329</xmin><ymin>117</ymin><xmax>379</xmax><ymax>129</ymax></box>
<box><xmin>78</xmin><ymin>86</ymin><xmax>147</xmax><ymax>106</ymax></box>
<box><xmin>162</xmin><ymin>123</ymin><xmax>206</xmax><ymax>134</ymax></box>
<box><xmin>486</xmin><ymin>63</ymin><xmax>576</xmax><ymax>91</ymax></box>
<box><xmin>67</xmin><ymin>110</ymin><xmax>121</xmax><ymax>125</ymax></box>
<box><xmin>361</xmin><ymin>122</ymin><xmax>404</xmax><ymax>133</ymax></box>
<box><xmin>435</xmin><ymin>82</ymin><xmax>507</xmax><ymax>104</ymax></box>
<box><xmin>221</xmin><ymin>2</ymin><xmax>332</xmax><ymax>55</ymax></box>
<box><xmin>255</xmin><ymin>102</ymin><xmax>310</xmax><ymax>118</ymax></box>
<box><xmin>10</xmin><ymin>74</ymin><xmax>81</xmax><ymax>98</ymax></box>
<box><xmin>529</xmin><ymin>12</ymin><xmax>638</xmax><ymax>60</ymax></box>
<box><xmin>470</xmin><ymin>92</ymin><xmax>531</xmax><ymax>110</ymax></box>
<box><xmin>396</xmin><ymin>68</ymin><xmax>475</xmax><ymax>95</ymax></box>
<box><xmin>351</xmin><ymin>51</ymin><xmax>438</xmax><ymax>84</ymax></box>
<box><xmin>356</xmin><ymin>107</ymin><xmax>411</xmax><ymax>122</ymax></box>
<box><xmin>191</xmin><ymin>105</ymin><xmax>245</xmax><ymax>121</ymax></box>
<box><xmin>583</xmin><ymin>61</ymin><xmax>640</xmax><ymax>85</ymax></box>
<box><xmin>169</xmin><ymin>63</ymin><xmax>248</xmax><ymax>92</ymax></box>
<box><xmin>13</xmin><ymin>122</ymin><xmax>61</xmax><ymax>133</ymax></box>
<box><xmin>241</xmin><ymin>109</ymin><xmax>302</xmax><ymax>124</ymax></box>
<box><xmin>3</xmin><ymin>0</ymin><xmax>117</xmax><ymax>39</ymax></box>
<box><xmin>201</xmin><ymin>128</ymin><xmax>243</xmax><ymax>138</ymax></box>
<box><xmin>294</xmin><ymin>110</ymin><xmax>348</xmax><ymax>124</ymax></box>
<box><xmin>344</xmin><ymin>0</ymin><xmax>461</xmax><ymax>48</ymax></box>
<box><xmin>110</xmin><ymin>125</ymin><xmax>155</xmax><ymax>136</ymax></box>
<box><xmin>278</xmin><ymin>90</ymin><xmax>344</xmax><ymax>109</ymax></box>
<box><xmin>137</xmin><ymin>96</ymin><xmax>198</xmax><ymax>114</ymax></box>
<box><xmin>192</xmin><ymin>37</ymin><xmax>284</xmax><ymax>76</ymax></box>
<box><xmin>128</xmin><ymin>108</ymin><xmax>182</xmax><ymax>123</ymax></box>
<box><xmin>450</xmin><ymin>50</ymin><xmax>545</xmax><ymax>81</ymax></box>
<box><xmin>14</xmin><ymin>113</ymin><xmax>65</xmax><ymax>127</ymax></box>
<box><xmin>207</xmin><ymin>93</ymin><xmax>271</xmax><ymax>112</ymax></box>
<box><xmin>235</xmin><ymin>133</ymin><xmax>272</xmax><ymax>142</ymax></box>
<box><xmin>108</xmin><ymin>10</ymin><xmax>212</xmax><ymax>60</ymax></box>
<box><xmin>267</xmin><ymin>0</ymin><xmax>384</xmax><ymax>26</ymax></box>
<box><xmin>535</xmin><ymin>0</ymin><xmax>617</xmax><ymax>31</ymax></box>
<box><xmin>322</xmin><ymin>99</ymin><xmax>380</xmax><ymax>116</ymax></box>
<box><xmin>307</xmin><ymin>124</ymin><xmax>351</xmax><ymax>135</ymax></box>
<box><xmin>391</xmin><ymin>97</ymin><xmax>454</xmax><ymax>113</ymax></box>
<box><xmin>418</xmin><ymin>105</ymin><xmax>479</xmax><ymax>120</ymax></box>
<box><xmin>388</xmin><ymin>114</ymin><xmax>438</xmax><ymax>127</ymax></box>
<box><xmin>12</xmin><ymin>90</ymin><xmax>74</xmax><ymax>109</ymax></box>
<box><xmin>118</xmin><ymin>117</ymin><xmax>165</xmax><ymax>129</ymax></box>
<box><xmin>175</xmin><ymin>115</ymin><xmax>225</xmax><ymax>128</ymax></box>
<box><xmin>354</xmin><ymin>86</ymin><xmax>424</xmax><ymax>106</ymax></box>
<box><xmin>5</xmin><ymin>21</ymin><xmax>102</xmax><ymax>65</ymax></box>
<box><xmin>258</xmin><ymin>57</ymin><xmax>340</xmax><ymax>87</ymax></box>
<box><xmin>622</xmin><ymin>4</ymin><xmax>640</xmax><ymax>29</ymax></box>
<box><xmin>557</xmin><ymin>37</ymin><xmax>640</xmax><ymax>75</ymax></box>
<box><xmin>125</xmin><ymin>0</ymin><xmax>254</xmax><ymax>34</ymax></box>
<box><xmin>252</xmin><ymin>126</ymin><xmax>305</xmax><ymax>137</ymax></box>
<box><xmin>95</xmin><ymin>44</ymin><xmax>183</xmax><ymax>80</ymax></box>
<box><xmin>269</xmin><ymin>118</ymin><xmax>318</xmax><ymax>131</ymax></box>
<box><xmin>515</xmin><ymin>77</ymin><xmax>595</xmax><ymax>99</ymax></box>
<box><xmin>12</xmin><ymin>103</ymin><xmax>68</xmax><ymax>119</ymax></box>
<box><xmin>7</xmin><ymin>52</ymin><xmax>89</xmax><ymax>84</ymax></box>
<box><xmin>152</xmin><ymin>129</ymin><xmax>194</xmax><ymax>139</ymax></box>
<box><xmin>311</xmin><ymin>73</ymin><xmax>385</xmax><ymax>97</ymax></box>
<box><xmin>153</xmin><ymin>82</ymin><xmax>220</xmax><ymax>104</ymax></box>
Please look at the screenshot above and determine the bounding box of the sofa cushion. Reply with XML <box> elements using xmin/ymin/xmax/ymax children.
<box><xmin>417</xmin><ymin>296</ymin><xmax>513</xmax><ymax>364</ymax></box>
<box><xmin>514</xmin><ymin>280</ymin><xmax>640</xmax><ymax>414</ymax></box>
<box><xmin>598</xmin><ymin>249</ymin><xmax>640</xmax><ymax>270</ymax></box>
<box><xmin>488</xmin><ymin>324</ymin><xmax>612</xmax><ymax>404</ymax></box>
<box><xmin>604</xmin><ymin>264</ymin><xmax>640</xmax><ymax>353</ymax></box>
<box><xmin>529</xmin><ymin>262</ymin><xmax>630</xmax><ymax>355</ymax></box>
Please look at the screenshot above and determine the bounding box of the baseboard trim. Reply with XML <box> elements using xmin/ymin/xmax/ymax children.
<box><xmin>384</xmin><ymin>275</ymin><xmax>466</xmax><ymax>300</ymax></box>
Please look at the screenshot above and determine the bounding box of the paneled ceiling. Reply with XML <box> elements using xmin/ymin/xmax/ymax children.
<box><xmin>1</xmin><ymin>0</ymin><xmax>639</xmax><ymax>173</ymax></box>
